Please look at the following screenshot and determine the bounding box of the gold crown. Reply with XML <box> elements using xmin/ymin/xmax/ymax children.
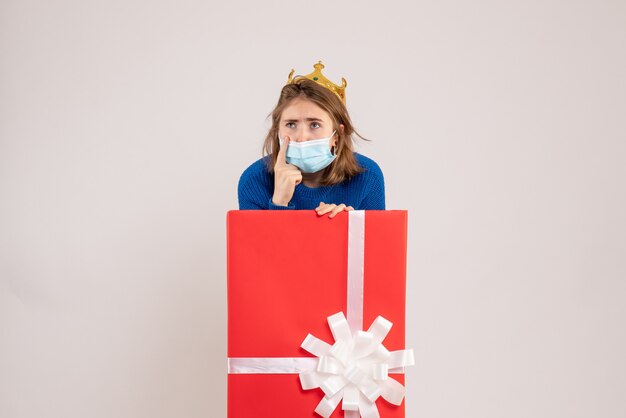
<box><xmin>287</xmin><ymin>61</ymin><xmax>347</xmax><ymax>104</ymax></box>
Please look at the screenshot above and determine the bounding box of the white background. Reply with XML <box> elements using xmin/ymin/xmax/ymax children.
<box><xmin>1</xmin><ymin>1</ymin><xmax>625</xmax><ymax>417</ymax></box>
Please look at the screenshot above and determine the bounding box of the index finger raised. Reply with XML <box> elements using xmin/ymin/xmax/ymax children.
<box><xmin>276</xmin><ymin>135</ymin><xmax>290</xmax><ymax>165</ymax></box>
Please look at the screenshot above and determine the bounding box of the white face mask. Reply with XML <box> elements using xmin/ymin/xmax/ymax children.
<box><xmin>282</xmin><ymin>131</ymin><xmax>337</xmax><ymax>173</ymax></box>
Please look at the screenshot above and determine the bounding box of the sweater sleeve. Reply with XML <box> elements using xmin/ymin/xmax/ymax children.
<box><xmin>238</xmin><ymin>179</ymin><xmax>265</xmax><ymax>209</ymax></box>
<box><xmin>359</xmin><ymin>159</ymin><xmax>386</xmax><ymax>210</ymax></box>
<box><xmin>238</xmin><ymin>160</ymin><xmax>271</xmax><ymax>210</ymax></box>
<box><xmin>238</xmin><ymin>159</ymin><xmax>296</xmax><ymax>210</ymax></box>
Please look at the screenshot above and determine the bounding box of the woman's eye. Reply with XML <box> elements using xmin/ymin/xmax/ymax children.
<box><xmin>285</xmin><ymin>122</ymin><xmax>296</xmax><ymax>129</ymax></box>
<box><xmin>311</xmin><ymin>122</ymin><xmax>321</xmax><ymax>129</ymax></box>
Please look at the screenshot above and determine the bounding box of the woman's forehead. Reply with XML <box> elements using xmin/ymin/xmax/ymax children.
<box><xmin>281</xmin><ymin>99</ymin><xmax>331</xmax><ymax>121</ymax></box>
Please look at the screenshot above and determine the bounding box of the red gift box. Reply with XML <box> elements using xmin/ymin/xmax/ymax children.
<box><xmin>227</xmin><ymin>210</ymin><xmax>411</xmax><ymax>418</ymax></box>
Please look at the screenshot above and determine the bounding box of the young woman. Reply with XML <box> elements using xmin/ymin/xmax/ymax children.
<box><xmin>238</xmin><ymin>62</ymin><xmax>385</xmax><ymax>218</ymax></box>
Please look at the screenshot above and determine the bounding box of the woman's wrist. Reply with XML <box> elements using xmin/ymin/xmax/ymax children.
<box><xmin>271</xmin><ymin>196</ymin><xmax>289</xmax><ymax>207</ymax></box>
<box><xmin>268</xmin><ymin>197</ymin><xmax>294</xmax><ymax>210</ymax></box>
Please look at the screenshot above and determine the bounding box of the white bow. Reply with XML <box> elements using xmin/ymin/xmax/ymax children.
<box><xmin>300</xmin><ymin>312</ymin><xmax>415</xmax><ymax>418</ymax></box>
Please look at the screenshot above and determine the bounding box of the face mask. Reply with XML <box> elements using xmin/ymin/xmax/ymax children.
<box><xmin>282</xmin><ymin>131</ymin><xmax>337</xmax><ymax>173</ymax></box>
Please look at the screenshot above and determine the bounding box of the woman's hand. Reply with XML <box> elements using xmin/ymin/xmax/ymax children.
<box><xmin>272</xmin><ymin>137</ymin><xmax>302</xmax><ymax>207</ymax></box>
<box><xmin>316</xmin><ymin>202</ymin><xmax>355</xmax><ymax>218</ymax></box>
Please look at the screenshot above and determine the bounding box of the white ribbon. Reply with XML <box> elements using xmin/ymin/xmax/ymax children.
<box><xmin>228</xmin><ymin>357</ymin><xmax>318</xmax><ymax>374</ymax></box>
<box><xmin>300</xmin><ymin>312</ymin><xmax>415</xmax><ymax>418</ymax></box>
<box><xmin>347</xmin><ymin>210</ymin><xmax>365</xmax><ymax>333</ymax></box>
<box><xmin>228</xmin><ymin>211</ymin><xmax>415</xmax><ymax>418</ymax></box>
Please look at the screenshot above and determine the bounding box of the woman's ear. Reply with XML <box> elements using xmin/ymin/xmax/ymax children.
<box><xmin>333</xmin><ymin>124</ymin><xmax>345</xmax><ymax>146</ymax></box>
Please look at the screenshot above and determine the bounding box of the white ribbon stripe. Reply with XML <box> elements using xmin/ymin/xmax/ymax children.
<box><xmin>347</xmin><ymin>210</ymin><xmax>365</xmax><ymax>333</ymax></box>
<box><xmin>228</xmin><ymin>357</ymin><xmax>318</xmax><ymax>374</ymax></box>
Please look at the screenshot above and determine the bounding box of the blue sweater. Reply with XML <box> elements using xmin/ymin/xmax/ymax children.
<box><xmin>238</xmin><ymin>153</ymin><xmax>385</xmax><ymax>210</ymax></box>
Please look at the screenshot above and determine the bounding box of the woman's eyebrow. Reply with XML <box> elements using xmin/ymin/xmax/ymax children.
<box><xmin>283</xmin><ymin>117</ymin><xmax>323</xmax><ymax>122</ymax></box>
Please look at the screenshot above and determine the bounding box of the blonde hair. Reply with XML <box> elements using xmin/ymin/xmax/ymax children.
<box><xmin>262</xmin><ymin>78</ymin><xmax>367</xmax><ymax>186</ymax></box>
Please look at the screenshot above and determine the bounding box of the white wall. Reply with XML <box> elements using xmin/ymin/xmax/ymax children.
<box><xmin>1</xmin><ymin>0</ymin><xmax>625</xmax><ymax>417</ymax></box>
